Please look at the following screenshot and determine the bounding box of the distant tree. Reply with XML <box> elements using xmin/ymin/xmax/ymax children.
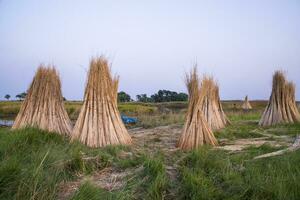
<box><xmin>177</xmin><ymin>92</ymin><xmax>188</xmax><ymax>101</ymax></box>
<box><xmin>16</xmin><ymin>92</ymin><xmax>27</xmax><ymax>101</ymax></box>
<box><xmin>136</xmin><ymin>94</ymin><xmax>152</xmax><ymax>102</ymax></box>
<box><xmin>118</xmin><ymin>91</ymin><xmax>131</xmax><ymax>102</ymax></box>
<box><xmin>150</xmin><ymin>90</ymin><xmax>188</xmax><ymax>102</ymax></box>
<box><xmin>63</xmin><ymin>97</ymin><xmax>67</xmax><ymax>101</ymax></box>
<box><xmin>136</xmin><ymin>90</ymin><xmax>188</xmax><ymax>103</ymax></box>
<box><xmin>20</xmin><ymin>92</ymin><xmax>27</xmax><ymax>99</ymax></box>
<box><xmin>4</xmin><ymin>94</ymin><xmax>11</xmax><ymax>101</ymax></box>
<box><xmin>16</xmin><ymin>94</ymin><xmax>21</xmax><ymax>101</ymax></box>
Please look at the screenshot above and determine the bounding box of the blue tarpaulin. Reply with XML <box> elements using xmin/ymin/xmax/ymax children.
<box><xmin>121</xmin><ymin>115</ymin><xmax>137</xmax><ymax>124</ymax></box>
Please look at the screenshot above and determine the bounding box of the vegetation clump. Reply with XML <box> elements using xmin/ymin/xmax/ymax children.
<box><xmin>0</xmin><ymin>128</ymin><xmax>120</xmax><ymax>200</ymax></box>
<box><xmin>178</xmin><ymin>145</ymin><xmax>300</xmax><ymax>200</ymax></box>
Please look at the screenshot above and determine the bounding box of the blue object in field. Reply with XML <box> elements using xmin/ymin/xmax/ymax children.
<box><xmin>121</xmin><ymin>115</ymin><xmax>137</xmax><ymax>124</ymax></box>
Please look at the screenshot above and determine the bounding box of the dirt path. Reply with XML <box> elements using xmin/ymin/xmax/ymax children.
<box><xmin>130</xmin><ymin>125</ymin><xmax>182</xmax><ymax>153</ymax></box>
<box><xmin>130</xmin><ymin>125</ymin><xmax>182</xmax><ymax>199</ymax></box>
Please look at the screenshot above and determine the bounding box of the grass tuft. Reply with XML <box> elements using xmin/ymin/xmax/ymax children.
<box><xmin>0</xmin><ymin>128</ymin><xmax>122</xmax><ymax>199</ymax></box>
<box><xmin>178</xmin><ymin>146</ymin><xmax>300</xmax><ymax>200</ymax></box>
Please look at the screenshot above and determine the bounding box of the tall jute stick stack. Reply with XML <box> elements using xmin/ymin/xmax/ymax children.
<box><xmin>200</xmin><ymin>77</ymin><xmax>230</xmax><ymax>131</ymax></box>
<box><xmin>241</xmin><ymin>95</ymin><xmax>252</xmax><ymax>110</ymax></box>
<box><xmin>72</xmin><ymin>56</ymin><xmax>132</xmax><ymax>147</ymax></box>
<box><xmin>12</xmin><ymin>65</ymin><xmax>72</xmax><ymax>135</ymax></box>
<box><xmin>177</xmin><ymin>68</ymin><xmax>218</xmax><ymax>150</ymax></box>
<box><xmin>259</xmin><ymin>71</ymin><xmax>300</xmax><ymax>126</ymax></box>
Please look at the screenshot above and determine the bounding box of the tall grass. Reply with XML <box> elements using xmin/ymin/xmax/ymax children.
<box><xmin>178</xmin><ymin>146</ymin><xmax>300</xmax><ymax>200</ymax></box>
<box><xmin>264</xmin><ymin>123</ymin><xmax>300</xmax><ymax>136</ymax></box>
<box><xmin>141</xmin><ymin>156</ymin><xmax>169</xmax><ymax>200</ymax></box>
<box><xmin>215</xmin><ymin>120</ymin><xmax>263</xmax><ymax>140</ymax></box>
<box><xmin>71</xmin><ymin>182</ymin><xmax>116</xmax><ymax>200</ymax></box>
<box><xmin>0</xmin><ymin>128</ymin><xmax>128</xmax><ymax>199</ymax></box>
<box><xmin>70</xmin><ymin>155</ymin><xmax>169</xmax><ymax>200</ymax></box>
<box><xmin>0</xmin><ymin>101</ymin><xmax>21</xmax><ymax>119</ymax></box>
<box><xmin>136</xmin><ymin>113</ymin><xmax>185</xmax><ymax>128</ymax></box>
<box><xmin>227</xmin><ymin>110</ymin><xmax>261</xmax><ymax>121</ymax></box>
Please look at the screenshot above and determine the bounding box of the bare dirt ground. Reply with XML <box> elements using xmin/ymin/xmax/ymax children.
<box><xmin>130</xmin><ymin>125</ymin><xmax>293</xmax><ymax>153</ymax></box>
<box><xmin>58</xmin><ymin>125</ymin><xmax>295</xmax><ymax>199</ymax></box>
<box><xmin>130</xmin><ymin>125</ymin><xmax>182</xmax><ymax>153</ymax></box>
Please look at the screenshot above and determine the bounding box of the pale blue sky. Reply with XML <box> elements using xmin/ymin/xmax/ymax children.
<box><xmin>0</xmin><ymin>0</ymin><xmax>299</xmax><ymax>100</ymax></box>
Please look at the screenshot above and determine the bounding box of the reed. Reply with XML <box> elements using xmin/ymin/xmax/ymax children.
<box><xmin>200</xmin><ymin>76</ymin><xmax>230</xmax><ymax>131</ymax></box>
<box><xmin>259</xmin><ymin>71</ymin><xmax>300</xmax><ymax>126</ymax></box>
<box><xmin>12</xmin><ymin>65</ymin><xmax>72</xmax><ymax>135</ymax></box>
<box><xmin>72</xmin><ymin>56</ymin><xmax>132</xmax><ymax>147</ymax></box>
<box><xmin>241</xmin><ymin>95</ymin><xmax>252</xmax><ymax>110</ymax></box>
<box><xmin>177</xmin><ymin>67</ymin><xmax>217</xmax><ymax>150</ymax></box>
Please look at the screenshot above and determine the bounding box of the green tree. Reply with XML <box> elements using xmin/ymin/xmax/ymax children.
<box><xmin>118</xmin><ymin>91</ymin><xmax>131</xmax><ymax>102</ymax></box>
<box><xmin>150</xmin><ymin>90</ymin><xmax>188</xmax><ymax>102</ymax></box>
<box><xmin>136</xmin><ymin>94</ymin><xmax>152</xmax><ymax>102</ymax></box>
<box><xmin>16</xmin><ymin>92</ymin><xmax>27</xmax><ymax>101</ymax></box>
<box><xmin>4</xmin><ymin>94</ymin><xmax>10</xmax><ymax>101</ymax></box>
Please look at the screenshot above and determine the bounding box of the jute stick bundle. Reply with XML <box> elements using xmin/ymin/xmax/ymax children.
<box><xmin>242</xmin><ymin>95</ymin><xmax>252</xmax><ymax>110</ymax></box>
<box><xmin>12</xmin><ymin>65</ymin><xmax>72</xmax><ymax>135</ymax></box>
<box><xmin>177</xmin><ymin>68</ymin><xmax>217</xmax><ymax>150</ymax></box>
<box><xmin>201</xmin><ymin>77</ymin><xmax>230</xmax><ymax>131</ymax></box>
<box><xmin>72</xmin><ymin>56</ymin><xmax>132</xmax><ymax>147</ymax></box>
<box><xmin>259</xmin><ymin>71</ymin><xmax>300</xmax><ymax>126</ymax></box>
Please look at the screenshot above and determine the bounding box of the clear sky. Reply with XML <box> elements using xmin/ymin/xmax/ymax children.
<box><xmin>0</xmin><ymin>0</ymin><xmax>299</xmax><ymax>100</ymax></box>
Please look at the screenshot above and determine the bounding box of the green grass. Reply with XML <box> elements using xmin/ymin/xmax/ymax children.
<box><xmin>141</xmin><ymin>155</ymin><xmax>169</xmax><ymax>200</ymax></box>
<box><xmin>216</xmin><ymin>121</ymin><xmax>263</xmax><ymax>140</ymax></box>
<box><xmin>70</xmin><ymin>154</ymin><xmax>169</xmax><ymax>200</ymax></box>
<box><xmin>0</xmin><ymin>126</ymin><xmax>299</xmax><ymax>199</ymax></box>
<box><xmin>118</xmin><ymin>103</ymin><xmax>157</xmax><ymax>115</ymax></box>
<box><xmin>136</xmin><ymin>113</ymin><xmax>185</xmax><ymax>128</ymax></box>
<box><xmin>263</xmin><ymin>123</ymin><xmax>300</xmax><ymax>136</ymax></box>
<box><xmin>227</xmin><ymin>110</ymin><xmax>261</xmax><ymax>122</ymax></box>
<box><xmin>1</xmin><ymin>100</ymin><xmax>299</xmax><ymax>200</ymax></box>
<box><xmin>0</xmin><ymin>101</ymin><xmax>158</xmax><ymax>120</ymax></box>
<box><xmin>71</xmin><ymin>182</ymin><xmax>116</xmax><ymax>200</ymax></box>
<box><xmin>0</xmin><ymin>128</ymin><xmax>131</xmax><ymax>200</ymax></box>
<box><xmin>0</xmin><ymin>101</ymin><xmax>21</xmax><ymax>119</ymax></box>
<box><xmin>178</xmin><ymin>146</ymin><xmax>300</xmax><ymax>200</ymax></box>
<box><xmin>0</xmin><ymin>127</ymin><xmax>169</xmax><ymax>199</ymax></box>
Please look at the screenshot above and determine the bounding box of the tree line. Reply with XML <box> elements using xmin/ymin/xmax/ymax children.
<box><xmin>4</xmin><ymin>90</ymin><xmax>188</xmax><ymax>103</ymax></box>
<box><xmin>3</xmin><ymin>92</ymin><xmax>27</xmax><ymax>101</ymax></box>
<box><xmin>118</xmin><ymin>90</ymin><xmax>188</xmax><ymax>103</ymax></box>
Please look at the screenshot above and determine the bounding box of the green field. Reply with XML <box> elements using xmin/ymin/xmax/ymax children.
<box><xmin>0</xmin><ymin>100</ymin><xmax>268</xmax><ymax>126</ymax></box>
<box><xmin>0</xmin><ymin>101</ymin><xmax>300</xmax><ymax>199</ymax></box>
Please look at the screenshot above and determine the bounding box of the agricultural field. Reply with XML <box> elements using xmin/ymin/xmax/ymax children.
<box><xmin>2</xmin><ymin>1</ymin><xmax>300</xmax><ymax>199</ymax></box>
<box><xmin>0</xmin><ymin>101</ymin><xmax>300</xmax><ymax>200</ymax></box>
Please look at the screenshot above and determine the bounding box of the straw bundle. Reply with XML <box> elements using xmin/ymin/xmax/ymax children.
<box><xmin>259</xmin><ymin>71</ymin><xmax>300</xmax><ymax>126</ymax></box>
<box><xmin>72</xmin><ymin>56</ymin><xmax>132</xmax><ymax>147</ymax></box>
<box><xmin>12</xmin><ymin>65</ymin><xmax>72</xmax><ymax>135</ymax></box>
<box><xmin>200</xmin><ymin>77</ymin><xmax>230</xmax><ymax>131</ymax></box>
<box><xmin>241</xmin><ymin>95</ymin><xmax>252</xmax><ymax>110</ymax></box>
<box><xmin>177</xmin><ymin>68</ymin><xmax>217</xmax><ymax>150</ymax></box>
